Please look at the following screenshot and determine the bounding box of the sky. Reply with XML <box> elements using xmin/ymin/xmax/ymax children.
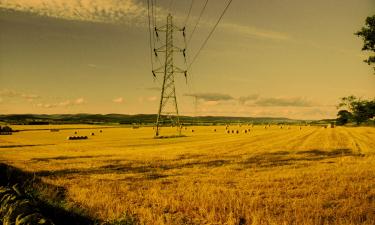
<box><xmin>0</xmin><ymin>0</ymin><xmax>374</xmax><ymax>119</ymax></box>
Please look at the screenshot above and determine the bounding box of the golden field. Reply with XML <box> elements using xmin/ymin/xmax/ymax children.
<box><xmin>0</xmin><ymin>125</ymin><xmax>374</xmax><ymax>225</ymax></box>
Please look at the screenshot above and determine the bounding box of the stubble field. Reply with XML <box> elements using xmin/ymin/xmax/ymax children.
<box><xmin>0</xmin><ymin>125</ymin><xmax>374</xmax><ymax>225</ymax></box>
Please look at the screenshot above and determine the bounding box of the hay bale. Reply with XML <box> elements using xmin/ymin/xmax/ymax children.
<box><xmin>236</xmin><ymin>130</ymin><xmax>239</xmax><ymax>134</ymax></box>
<box><xmin>91</xmin><ymin>133</ymin><xmax>95</xmax><ymax>136</ymax></box>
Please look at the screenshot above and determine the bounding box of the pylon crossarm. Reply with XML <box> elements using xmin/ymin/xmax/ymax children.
<box><xmin>154</xmin><ymin>45</ymin><xmax>166</xmax><ymax>52</ymax></box>
<box><xmin>152</xmin><ymin>66</ymin><xmax>164</xmax><ymax>74</ymax></box>
<box><xmin>155</xmin><ymin>26</ymin><xmax>167</xmax><ymax>32</ymax></box>
<box><xmin>172</xmin><ymin>25</ymin><xmax>184</xmax><ymax>31</ymax></box>
<box><xmin>173</xmin><ymin>66</ymin><xmax>186</xmax><ymax>73</ymax></box>
<box><xmin>171</xmin><ymin>46</ymin><xmax>184</xmax><ymax>52</ymax></box>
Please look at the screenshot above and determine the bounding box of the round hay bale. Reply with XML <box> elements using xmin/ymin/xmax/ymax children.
<box><xmin>236</xmin><ymin>130</ymin><xmax>239</xmax><ymax>134</ymax></box>
<box><xmin>74</xmin><ymin>131</ymin><xmax>77</xmax><ymax>134</ymax></box>
<box><xmin>100</xmin><ymin>130</ymin><xmax>102</xmax><ymax>133</ymax></box>
<box><xmin>91</xmin><ymin>133</ymin><xmax>95</xmax><ymax>136</ymax></box>
<box><xmin>191</xmin><ymin>129</ymin><xmax>194</xmax><ymax>132</ymax></box>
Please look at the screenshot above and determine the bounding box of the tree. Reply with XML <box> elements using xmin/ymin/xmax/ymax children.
<box><xmin>336</xmin><ymin>110</ymin><xmax>352</xmax><ymax>125</ymax></box>
<box><xmin>337</xmin><ymin>96</ymin><xmax>375</xmax><ymax>125</ymax></box>
<box><xmin>1</xmin><ymin>126</ymin><xmax>13</xmax><ymax>132</ymax></box>
<box><xmin>355</xmin><ymin>15</ymin><xmax>375</xmax><ymax>72</ymax></box>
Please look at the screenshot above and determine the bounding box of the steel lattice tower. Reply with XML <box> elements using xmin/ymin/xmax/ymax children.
<box><xmin>153</xmin><ymin>14</ymin><xmax>187</xmax><ymax>137</ymax></box>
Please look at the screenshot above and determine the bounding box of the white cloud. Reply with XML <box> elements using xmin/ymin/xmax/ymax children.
<box><xmin>0</xmin><ymin>89</ymin><xmax>40</xmax><ymax>101</ymax></box>
<box><xmin>0</xmin><ymin>0</ymin><xmax>147</xmax><ymax>25</ymax></box>
<box><xmin>59</xmin><ymin>100</ymin><xmax>71</xmax><ymax>107</ymax></box>
<box><xmin>36</xmin><ymin>103</ymin><xmax>56</xmax><ymax>108</ymax></box>
<box><xmin>221</xmin><ymin>23</ymin><xmax>292</xmax><ymax>41</ymax></box>
<box><xmin>0</xmin><ymin>89</ymin><xmax>19</xmax><ymax>98</ymax></box>
<box><xmin>147</xmin><ymin>96</ymin><xmax>158</xmax><ymax>102</ymax></box>
<box><xmin>112</xmin><ymin>97</ymin><xmax>124</xmax><ymax>103</ymax></box>
<box><xmin>88</xmin><ymin>63</ymin><xmax>98</xmax><ymax>68</ymax></box>
<box><xmin>75</xmin><ymin>97</ymin><xmax>85</xmax><ymax>104</ymax></box>
<box><xmin>21</xmin><ymin>93</ymin><xmax>40</xmax><ymax>102</ymax></box>
<box><xmin>36</xmin><ymin>97</ymin><xmax>86</xmax><ymax>108</ymax></box>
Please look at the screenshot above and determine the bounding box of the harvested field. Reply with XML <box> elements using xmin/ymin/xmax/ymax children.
<box><xmin>0</xmin><ymin>125</ymin><xmax>374</xmax><ymax>225</ymax></box>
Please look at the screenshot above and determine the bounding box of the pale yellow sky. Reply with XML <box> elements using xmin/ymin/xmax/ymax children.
<box><xmin>0</xmin><ymin>0</ymin><xmax>374</xmax><ymax>119</ymax></box>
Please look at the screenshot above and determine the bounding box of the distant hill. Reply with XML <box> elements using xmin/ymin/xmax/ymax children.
<box><xmin>0</xmin><ymin>114</ymin><xmax>305</xmax><ymax>125</ymax></box>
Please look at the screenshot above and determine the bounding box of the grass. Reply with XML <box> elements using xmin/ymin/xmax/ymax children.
<box><xmin>0</xmin><ymin>125</ymin><xmax>374</xmax><ymax>224</ymax></box>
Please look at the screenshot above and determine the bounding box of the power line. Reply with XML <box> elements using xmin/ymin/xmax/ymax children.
<box><xmin>147</xmin><ymin>0</ymin><xmax>154</xmax><ymax>70</ymax></box>
<box><xmin>187</xmin><ymin>0</ymin><xmax>209</xmax><ymax>45</ymax></box>
<box><xmin>168</xmin><ymin>0</ymin><xmax>175</xmax><ymax>13</ymax></box>
<box><xmin>183</xmin><ymin>0</ymin><xmax>195</xmax><ymax>27</ymax></box>
<box><xmin>188</xmin><ymin>0</ymin><xmax>234</xmax><ymax>69</ymax></box>
<box><xmin>151</xmin><ymin>0</ymin><xmax>157</xmax><ymax>28</ymax></box>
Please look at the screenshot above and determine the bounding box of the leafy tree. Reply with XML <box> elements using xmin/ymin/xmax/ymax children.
<box><xmin>1</xmin><ymin>126</ymin><xmax>13</xmax><ymax>132</ymax></box>
<box><xmin>355</xmin><ymin>15</ymin><xmax>375</xmax><ymax>72</ymax></box>
<box><xmin>337</xmin><ymin>96</ymin><xmax>375</xmax><ymax>125</ymax></box>
<box><xmin>336</xmin><ymin>110</ymin><xmax>352</xmax><ymax>125</ymax></box>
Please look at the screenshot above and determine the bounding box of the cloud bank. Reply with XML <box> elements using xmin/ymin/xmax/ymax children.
<box><xmin>0</xmin><ymin>89</ymin><xmax>40</xmax><ymax>101</ymax></box>
<box><xmin>184</xmin><ymin>93</ymin><xmax>234</xmax><ymax>101</ymax></box>
<box><xmin>0</xmin><ymin>0</ymin><xmax>147</xmax><ymax>24</ymax></box>
<box><xmin>252</xmin><ymin>96</ymin><xmax>315</xmax><ymax>107</ymax></box>
<box><xmin>184</xmin><ymin>92</ymin><xmax>314</xmax><ymax>107</ymax></box>
<box><xmin>36</xmin><ymin>97</ymin><xmax>86</xmax><ymax>108</ymax></box>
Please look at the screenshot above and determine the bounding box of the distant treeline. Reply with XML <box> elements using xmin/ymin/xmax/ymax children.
<box><xmin>336</xmin><ymin>96</ymin><xmax>375</xmax><ymax>126</ymax></box>
<box><xmin>0</xmin><ymin>114</ymin><xmax>304</xmax><ymax>125</ymax></box>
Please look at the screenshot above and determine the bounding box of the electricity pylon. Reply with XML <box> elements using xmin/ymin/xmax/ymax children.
<box><xmin>152</xmin><ymin>14</ymin><xmax>187</xmax><ymax>137</ymax></box>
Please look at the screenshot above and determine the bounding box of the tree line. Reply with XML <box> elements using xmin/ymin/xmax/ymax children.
<box><xmin>336</xmin><ymin>96</ymin><xmax>375</xmax><ymax>125</ymax></box>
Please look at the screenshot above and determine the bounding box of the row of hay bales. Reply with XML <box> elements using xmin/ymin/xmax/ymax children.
<box><xmin>0</xmin><ymin>185</ymin><xmax>54</xmax><ymax>225</ymax></box>
<box><xmin>67</xmin><ymin>136</ymin><xmax>88</xmax><ymax>140</ymax></box>
<box><xmin>225</xmin><ymin>129</ymin><xmax>252</xmax><ymax>134</ymax></box>
<box><xmin>67</xmin><ymin>130</ymin><xmax>102</xmax><ymax>140</ymax></box>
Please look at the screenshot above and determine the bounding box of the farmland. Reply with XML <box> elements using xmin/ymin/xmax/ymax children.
<box><xmin>0</xmin><ymin>125</ymin><xmax>375</xmax><ymax>225</ymax></box>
